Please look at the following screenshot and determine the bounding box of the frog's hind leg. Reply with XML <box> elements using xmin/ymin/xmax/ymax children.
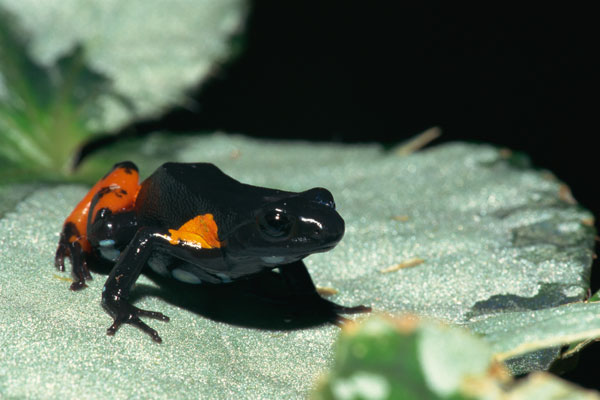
<box><xmin>55</xmin><ymin>161</ymin><xmax>140</xmax><ymax>290</ymax></box>
<box><xmin>55</xmin><ymin>221</ymin><xmax>92</xmax><ymax>289</ymax></box>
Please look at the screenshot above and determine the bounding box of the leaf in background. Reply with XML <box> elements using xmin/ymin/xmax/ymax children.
<box><xmin>0</xmin><ymin>0</ymin><xmax>247</xmax><ymax>182</ymax></box>
<box><xmin>0</xmin><ymin>0</ymin><xmax>248</xmax><ymax>133</ymax></box>
<box><xmin>508</xmin><ymin>372</ymin><xmax>600</xmax><ymax>400</ymax></box>
<box><xmin>0</xmin><ymin>12</ymin><xmax>112</xmax><ymax>179</ymax></box>
<box><xmin>467</xmin><ymin>302</ymin><xmax>600</xmax><ymax>365</ymax></box>
<box><xmin>313</xmin><ymin>315</ymin><xmax>600</xmax><ymax>400</ymax></box>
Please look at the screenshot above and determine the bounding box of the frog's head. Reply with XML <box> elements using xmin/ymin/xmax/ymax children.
<box><xmin>223</xmin><ymin>187</ymin><xmax>345</xmax><ymax>266</ymax></box>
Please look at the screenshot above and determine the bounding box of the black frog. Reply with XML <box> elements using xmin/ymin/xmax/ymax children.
<box><xmin>56</xmin><ymin>162</ymin><xmax>370</xmax><ymax>342</ymax></box>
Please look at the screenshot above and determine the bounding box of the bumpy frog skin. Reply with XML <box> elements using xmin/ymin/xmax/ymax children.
<box><xmin>55</xmin><ymin>162</ymin><xmax>370</xmax><ymax>342</ymax></box>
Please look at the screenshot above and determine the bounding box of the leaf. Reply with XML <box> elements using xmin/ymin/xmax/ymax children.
<box><xmin>467</xmin><ymin>302</ymin><xmax>600</xmax><ymax>363</ymax></box>
<box><xmin>313</xmin><ymin>315</ymin><xmax>600</xmax><ymax>400</ymax></box>
<box><xmin>0</xmin><ymin>135</ymin><xmax>596</xmax><ymax>398</ymax></box>
<box><xmin>0</xmin><ymin>0</ymin><xmax>248</xmax><ymax>133</ymax></box>
<box><xmin>507</xmin><ymin>372</ymin><xmax>600</xmax><ymax>400</ymax></box>
<box><xmin>0</xmin><ymin>182</ymin><xmax>41</xmax><ymax>218</ymax></box>
<box><xmin>0</xmin><ymin>13</ymin><xmax>109</xmax><ymax>177</ymax></box>
<box><xmin>0</xmin><ymin>0</ymin><xmax>247</xmax><ymax>181</ymax></box>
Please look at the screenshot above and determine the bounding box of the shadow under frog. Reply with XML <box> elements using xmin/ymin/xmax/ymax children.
<box><xmin>129</xmin><ymin>268</ymin><xmax>340</xmax><ymax>330</ymax></box>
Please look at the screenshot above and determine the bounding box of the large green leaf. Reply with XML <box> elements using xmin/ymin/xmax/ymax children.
<box><xmin>0</xmin><ymin>0</ymin><xmax>247</xmax><ymax>180</ymax></box>
<box><xmin>0</xmin><ymin>13</ymin><xmax>105</xmax><ymax>177</ymax></box>
<box><xmin>0</xmin><ymin>0</ymin><xmax>247</xmax><ymax>132</ymax></box>
<box><xmin>0</xmin><ymin>135</ymin><xmax>596</xmax><ymax>398</ymax></box>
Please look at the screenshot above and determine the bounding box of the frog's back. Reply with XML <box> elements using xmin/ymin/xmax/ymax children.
<box><xmin>135</xmin><ymin>163</ymin><xmax>290</xmax><ymax>235</ymax></box>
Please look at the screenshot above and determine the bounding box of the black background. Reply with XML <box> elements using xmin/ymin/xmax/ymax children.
<box><xmin>97</xmin><ymin>2</ymin><xmax>597</xmax><ymax>387</ymax></box>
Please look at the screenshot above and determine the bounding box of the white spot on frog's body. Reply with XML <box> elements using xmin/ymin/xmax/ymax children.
<box><xmin>99</xmin><ymin>247</ymin><xmax>120</xmax><ymax>261</ymax></box>
<box><xmin>98</xmin><ymin>239</ymin><xmax>120</xmax><ymax>261</ymax></box>
<box><xmin>172</xmin><ymin>268</ymin><xmax>203</xmax><ymax>284</ymax></box>
<box><xmin>261</xmin><ymin>256</ymin><xmax>286</xmax><ymax>264</ymax></box>
<box><xmin>147</xmin><ymin>252</ymin><xmax>171</xmax><ymax>277</ymax></box>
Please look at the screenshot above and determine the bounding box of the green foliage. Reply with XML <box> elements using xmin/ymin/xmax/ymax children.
<box><xmin>0</xmin><ymin>0</ymin><xmax>247</xmax><ymax>182</ymax></box>
<box><xmin>313</xmin><ymin>315</ymin><xmax>600</xmax><ymax>400</ymax></box>
<box><xmin>468</xmin><ymin>302</ymin><xmax>600</xmax><ymax>361</ymax></box>
<box><xmin>0</xmin><ymin>12</ymin><xmax>108</xmax><ymax>180</ymax></box>
<box><xmin>323</xmin><ymin>317</ymin><xmax>439</xmax><ymax>399</ymax></box>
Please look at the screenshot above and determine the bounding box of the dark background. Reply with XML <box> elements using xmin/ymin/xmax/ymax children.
<box><xmin>94</xmin><ymin>2</ymin><xmax>597</xmax><ymax>387</ymax></box>
<box><xmin>112</xmin><ymin>3</ymin><xmax>595</xmax><ymax>216</ymax></box>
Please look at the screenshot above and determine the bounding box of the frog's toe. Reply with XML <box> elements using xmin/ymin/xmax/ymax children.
<box><xmin>329</xmin><ymin>305</ymin><xmax>372</xmax><ymax>326</ymax></box>
<box><xmin>327</xmin><ymin>305</ymin><xmax>371</xmax><ymax>326</ymax></box>
<box><xmin>69</xmin><ymin>279</ymin><xmax>88</xmax><ymax>291</ymax></box>
<box><xmin>54</xmin><ymin>244</ymin><xmax>68</xmax><ymax>271</ymax></box>
<box><xmin>328</xmin><ymin>302</ymin><xmax>372</xmax><ymax>314</ymax></box>
<box><xmin>107</xmin><ymin>316</ymin><xmax>163</xmax><ymax>343</ymax></box>
<box><xmin>69</xmin><ymin>246</ymin><xmax>92</xmax><ymax>291</ymax></box>
<box><xmin>288</xmin><ymin>294</ymin><xmax>371</xmax><ymax>325</ymax></box>
<box><xmin>331</xmin><ymin>313</ymin><xmax>350</xmax><ymax>327</ymax></box>
<box><xmin>313</xmin><ymin>296</ymin><xmax>371</xmax><ymax>315</ymax></box>
<box><xmin>135</xmin><ymin>308</ymin><xmax>170</xmax><ymax>322</ymax></box>
<box><xmin>55</xmin><ymin>234</ymin><xmax>93</xmax><ymax>289</ymax></box>
<box><xmin>133</xmin><ymin>318</ymin><xmax>163</xmax><ymax>343</ymax></box>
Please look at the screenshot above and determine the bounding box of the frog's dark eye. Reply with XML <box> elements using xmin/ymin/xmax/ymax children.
<box><xmin>258</xmin><ymin>210</ymin><xmax>292</xmax><ymax>238</ymax></box>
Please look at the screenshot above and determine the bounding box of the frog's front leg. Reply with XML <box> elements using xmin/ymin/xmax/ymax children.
<box><xmin>102</xmin><ymin>227</ymin><xmax>171</xmax><ymax>343</ymax></box>
<box><xmin>279</xmin><ymin>260</ymin><xmax>371</xmax><ymax>325</ymax></box>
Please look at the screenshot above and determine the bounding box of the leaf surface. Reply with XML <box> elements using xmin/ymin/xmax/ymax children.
<box><xmin>0</xmin><ymin>135</ymin><xmax>596</xmax><ymax>398</ymax></box>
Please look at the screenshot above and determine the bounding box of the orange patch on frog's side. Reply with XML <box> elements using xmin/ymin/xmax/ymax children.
<box><xmin>168</xmin><ymin>214</ymin><xmax>222</xmax><ymax>248</ymax></box>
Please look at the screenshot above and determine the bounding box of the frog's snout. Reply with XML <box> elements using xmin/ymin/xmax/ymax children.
<box><xmin>302</xmin><ymin>211</ymin><xmax>345</xmax><ymax>250</ymax></box>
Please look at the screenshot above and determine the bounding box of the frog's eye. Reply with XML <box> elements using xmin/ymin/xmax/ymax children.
<box><xmin>258</xmin><ymin>210</ymin><xmax>292</xmax><ymax>238</ymax></box>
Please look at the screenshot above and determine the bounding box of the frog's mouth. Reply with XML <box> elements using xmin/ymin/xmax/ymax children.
<box><xmin>258</xmin><ymin>240</ymin><xmax>338</xmax><ymax>265</ymax></box>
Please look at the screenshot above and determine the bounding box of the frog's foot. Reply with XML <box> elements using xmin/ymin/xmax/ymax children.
<box><xmin>289</xmin><ymin>294</ymin><xmax>371</xmax><ymax>326</ymax></box>
<box><xmin>325</xmin><ymin>300</ymin><xmax>372</xmax><ymax>314</ymax></box>
<box><xmin>103</xmin><ymin>301</ymin><xmax>170</xmax><ymax>343</ymax></box>
<box><xmin>55</xmin><ymin>232</ymin><xmax>93</xmax><ymax>291</ymax></box>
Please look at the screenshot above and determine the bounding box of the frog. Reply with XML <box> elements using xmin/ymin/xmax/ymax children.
<box><xmin>55</xmin><ymin>161</ymin><xmax>371</xmax><ymax>342</ymax></box>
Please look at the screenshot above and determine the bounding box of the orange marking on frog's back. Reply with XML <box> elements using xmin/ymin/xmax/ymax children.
<box><xmin>91</xmin><ymin>186</ymin><xmax>140</xmax><ymax>222</ymax></box>
<box><xmin>63</xmin><ymin>164</ymin><xmax>140</xmax><ymax>250</ymax></box>
<box><xmin>168</xmin><ymin>214</ymin><xmax>222</xmax><ymax>249</ymax></box>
